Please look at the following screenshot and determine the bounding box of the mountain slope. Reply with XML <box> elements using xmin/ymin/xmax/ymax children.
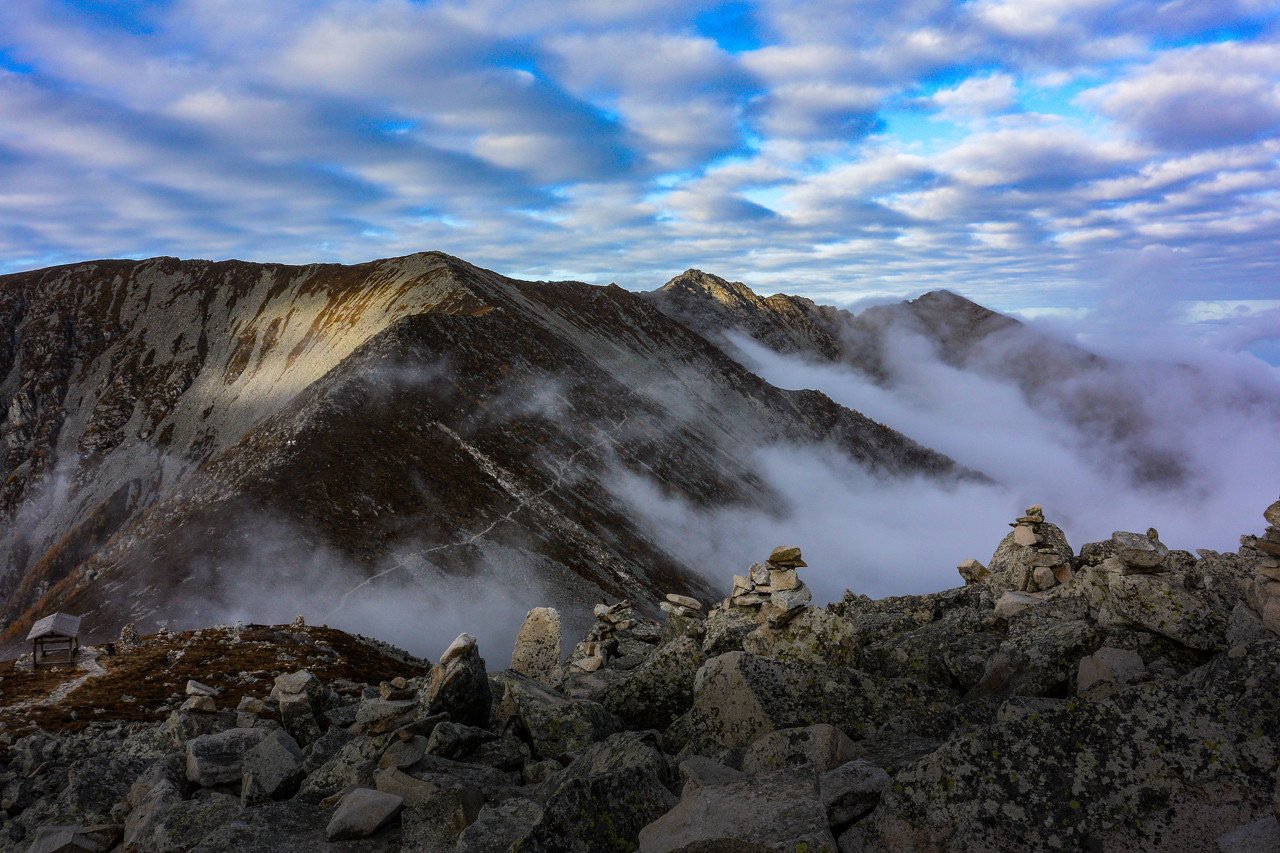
<box><xmin>0</xmin><ymin>253</ymin><xmax>969</xmax><ymax>647</ymax></box>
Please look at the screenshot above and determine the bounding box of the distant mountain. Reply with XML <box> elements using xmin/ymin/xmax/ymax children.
<box><xmin>0</xmin><ymin>253</ymin><xmax>969</xmax><ymax>646</ymax></box>
<box><xmin>643</xmin><ymin>270</ymin><xmax>1195</xmax><ymax>486</ymax></box>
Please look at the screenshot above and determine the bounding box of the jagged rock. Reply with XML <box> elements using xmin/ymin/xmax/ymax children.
<box><xmin>423</xmin><ymin>722</ymin><xmax>496</xmax><ymax>760</ymax></box>
<box><xmin>677</xmin><ymin>756</ymin><xmax>745</xmax><ymax>790</ymax></box>
<box><xmin>400</xmin><ymin>753</ymin><xmax>518</xmax><ymax>804</ymax></box>
<box><xmin>186</xmin><ymin>728</ymin><xmax>269</xmax><ymax>787</ymax></box>
<box><xmin>1091</xmin><ymin>564</ymin><xmax>1228</xmax><ymax>650</ymax></box>
<box><xmin>325</xmin><ymin>788</ymin><xmax>403</xmax><ymax>841</ymax></box>
<box><xmin>241</xmin><ymin>728</ymin><xmax>305</xmax><ymax>806</ymax></box>
<box><xmin>1077</xmin><ymin>646</ymin><xmax>1145</xmax><ymax>694</ymax></box>
<box><xmin>520</xmin><ymin>731</ymin><xmax>678</xmax><ymax>853</ymax></box>
<box><xmin>491</xmin><ymin>671</ymin><xmax>619</xmax><ymax>759</ymax></box>
<box><xmin>511</xmin><ymin>607</ymin><xmax>562</xmax><ymax>683</ymax></box>
<box><xmin>57</xmin><ymin>755</ymin><xmax>151</xmax><ymax>824</ymax></box>
<box><xmin>423</xmin><ymin>634</ymin><xmax>492</xmax><ymax>728</ymax></box>
<box><xmin>957</xmin><ymin>558</ymin><xmax>990</xmax><ymax>584</ymax></box>
<box><xmin>769</xmin><ymin>585</ymin><xmax>812</xmax><ymax>610</ymax></box>
<box><xmin>1265</xmin><ymin>500</ymin><xmax>1280</xmax><ymax>528</ymax></box>
<box><xmin>270</xmin><ymin>670</ymin><xmax>325</xmax><ymax>703</ymax></box>
<box><xmin>638</xmin><ymin>764</ymin><xmax>835</xmax><ymax>853</ymax></box>
<box><xmin>123</xmin><ymin>754</ymin><xmax>185</xmax><ymax>848</ymax></box>
<box><xmin>600</xmin><ymin>636</ymin><xmax>704</xmax><ymax>731</ymax></box>
<box><xmin>968</xmin><ymin>618</ymin><xmax>1105</xmax><ymax>699</ymax></box>
<box><xmin>454</xmin><ymin>797</ymin><xmax>545</xmax><ymax>853</ymax></box>
<box><xmin>820</xmin><ymin>758</ymin><xmax>891</xmax><ymax>827</ymax></box>
<box><xmin>1248</xmin><ymin>578</ymin><xmax>1280</xmax><ymax>636</ymax></box>
<box><xmin>741</xmin><ymin>724</ymin><xmax>858</xmax><ymax>774</ymax></box>
<box><xmin>185</xmin><ymin>680</ymin><xmax>221</xmax><ymax>698</ymax></box>
<box><xmin>27</xmin><ymin>824</ymin><xmax>121</xmax><ymax>853</ymax></box>
<box><xmin>301</xmin><ymin>725</ymin><xmax>354</xmax><ymax>776</ymax></box>
<box><xmin>276</xmin><ymin>693</ymin><xmax>321</xmax><ymax>746</ymax></box>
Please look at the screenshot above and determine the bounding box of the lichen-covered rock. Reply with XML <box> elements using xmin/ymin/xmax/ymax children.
<box><xmin>600</xmin><ymin>636</ymin><xmax>704</xmax><ymax>731</ymax></box>
<box><xmin>241</xmin><ymin>728</ymin><xmax>304</xmax><ymax>806</ymax></box>
<box><xmin>131</xmin><ymin>790</ymin><xmax>242</xmax><ymax>852</ymax></box>
<box><xmin>190</xmin><ymin>799</ymin><xmax>401</xmax><ymax>851</ymax></box>
<box><xmin>186</xmin><ymin>728</ymin><xmax>269</xmax><ymax>787</ymax></box>
<box><xmin>820</xmin><ymin>758</ymin><xmax>891</xmax><ymax>827</ymax></box>
<box><xmin>520</xmin><ymin>731</ymin><xmax>678</xmax><ymax>852</ymax></box>
<box><xmin>423</xmin><ymin>633</ymin><xmax>492</xmax><ymax>728</ymax></box>
<box><xmin>987</xmin><ymin>520</ymin><xmax>1074</xmax><ymax>595</ymax></box>
<box><xmin>742</xmin><ymin>606</ymin><xmax>860</xmax><ymax>669</ymax></box>
<box><xmin>511</xmin><ymin>607</ymin><xmax>562</xmax><ymax>684</ymax></box>
<box><xmin>741</xmin><ymin>724</ymin><xmax>858</xmax><ymax>775</ymax></box>
<box><xmin>453</xmin><ymin>797</ymin><xmax>545</xmax><ymax>853</ymax></box>
<box><xmin>324</xmin><ymin>787</ymin><xmax>403</xmax><ymax>841</ymax></box>
<box><xmin>491</xmin><ymin>671</ymin><xmax>619</xmax><ymax>760</ymax></box>
<box><xmin>638</xmin><ymin>763</ymin><xmax>835</xmax><ymax>853</ymax></box>
<box><xmin>861</xmin><ymin>638</ymin><xmax>1280</xmax><ymax>852</ymax></box>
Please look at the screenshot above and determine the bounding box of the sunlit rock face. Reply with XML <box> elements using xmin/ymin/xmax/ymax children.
<box><xmin>0</xmin><ymin>252</ymin><xmax>967</xmax><ymax>646</ymax></box>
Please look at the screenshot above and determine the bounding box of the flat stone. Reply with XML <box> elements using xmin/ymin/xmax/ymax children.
<box><xmin>1012</xmin><ymin>525</ymin><xmax>1039</xmax><ymax>546</ymax></box>
<box><xmin>666</xmin><ymin>593</ymin><xmax>703</xmax><ymax>610</ymax></box>
<box><xmin>957</xmin><ymin>558</ymin><xmax>990</xmax><ymax>585</ymax></box>
<box><xmin>378</xmin><ymin>736</ymin><xmax>427</xmax><ymax>770</ymax></box>
<box><xmin>768</xmin><ymin>569</ymin><xmax>800</xmax><ymax>591</ymax></box>
<box><xmin>186</xmin><ymin>679</ymin><xmax>221</xmax><ymax>697</ymax></box>
<box><xmin>770</xmin><ymin>585</ymin><xmax>812</xmax><ymax>610</ymax></box>
<box><xmin>324</xmin><ymin>787</ymin><xmax>403</xmax><ymax>841</ymax></box>
<box><xmin>1255</xmin><ymin>538</ymin><xmax>1280</xmax><ymax>558</ymax></box>
<box><xmin>1111</xmin><ymin>530</ymin><xmax>1168</xmax><ymax>569</ymax></box>
<box><xmin>767</xmin><ymin>545</ymin><xmax>806</xmax><ymax>566</ymax></box>
<box><xmin>182</xmin><ymin>696</ymin><xmax>217</xmax><ymax>713</ymax></box>
<box><xmin>1216</xmin><ymin>815</ymin><xmax>1280</xmax><ymax>853</ymax></box>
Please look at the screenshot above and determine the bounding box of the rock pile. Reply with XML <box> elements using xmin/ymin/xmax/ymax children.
<box><xmin>5</xmin><ymin>504</ymin><xmax>1280</xmax><ymax>852</ymax></box>
<box><xmin>1244</xmin><ymin>499</ymin><xmax>1280</xmax><ymax>634</ymax></box>
<box><xmin>726</xmin><ymin>545</ymin><xmax>813</xmax><ymax>625</ymax></box>
<box><xmin>988</xmin><ymin>504</ymin><xmax>1075</xmax><ymax>595</ymax></box>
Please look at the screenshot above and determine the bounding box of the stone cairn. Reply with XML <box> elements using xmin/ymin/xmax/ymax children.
<box><xmin>1243</xmin><ymin>499</ymin><xmax>1280</xmax><ymax>633</ymax></box>
<box><xmin>660</xmin><ymin>593</ymin><xmax>703</xmax><ymax>619</ymax></box>
<box><xmin>1005</xmin><ymin>504</ymin><xmax>1073</xmax><ymax>592</ymax></box>
<box><xmin>571</xmin><ymin>600</ymin><xmax>640</xmax><ymax>672</ymax></box>
<box><xmin>724</xmin><ymin>546</ymin><xmax>813</xmax><ymax>626</ymax></box>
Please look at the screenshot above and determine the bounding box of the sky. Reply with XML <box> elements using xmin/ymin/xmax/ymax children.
<box><xmin>1</xmin><ymin>0</ymin><xmax>1279</xmax><ymax>328</ymax></box>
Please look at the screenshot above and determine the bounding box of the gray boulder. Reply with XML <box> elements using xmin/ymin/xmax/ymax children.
<box><xmin>638</xmin><ymin>764</ymin><xmax>836</xmax><ymax>852</ymax></box>
<box><xmin>26</xmin><ymin>824</ymin><xmax>121</xmax><ymax>853</ymax></box>
<box><xmin>741</xmin><ymin>724</ymin><xmax>858</xmax><ymax>775</ymax></box>
<box><xmin>491</xmin><ymin>671</ymin><xmax>619</xmax><ymax>759</ymax></box>
<box><xmin>130</xmin><ymin>791</ymin><xmax>241</xmax><ymax>852</ymax></box>
<box><xmin>191</xmin><ymin>799</ymin><xmax>400</xmax><ymax>852</ymax></box>
<box><xmin>423</xmin><ymin>722</ymin><xmax>496</xmax><ymax>761</ymax></box>
<box><xmin>600</xmin><ymin>636</ymin><xmax>704</xmax><ymax>731</ymax></box>
<box><xmin>241</xmin><ymin>728</ymin><xmax>305</xmax><ymax>806</ymax></box>
<box><xmin>511</xmin><ymin>608</ymin><xmax>561</xmax><ymax>683</ymax></box>
<box><xmin>186</xmin><ymin>729</ymin><xmax>269</xmax><ymax>787</ymax></box>
<box><xmin>424</xmin><ymin>634</ymin><xmax>492</xmax><ymax>728</ymax></box>
<box><xmin>325</xmin><ymin>788</ymin><xmax>403</xmax><ymax>841</ymax></box>
<box><xmin>453</xmin><ymin>797</ymin><xmax>545</xmax><ymax>853</ymax></box>
<box><xmin>820</xmin><ymin>759</ymin><xmax>891</xmax><ymax>827</ymax></box>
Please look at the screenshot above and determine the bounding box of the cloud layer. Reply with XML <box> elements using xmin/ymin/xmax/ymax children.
<box><xmin>1</xmin><ymin>0</ymin><xmax>1278</xmax><ymax>325</ymax></box>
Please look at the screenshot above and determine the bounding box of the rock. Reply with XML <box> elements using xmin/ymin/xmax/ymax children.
<box><xmin>278</xmin><ymin>693</ymin><xmax>322</xmax><ymax>747</ymax></box>
<box><xmin>1265</xmin><ymin>500</ymin><xmax>1280</xmax><ymax>528</ymax></box>
<box><xmin>1215</xmin><ymin>816</ymin><xmax>1280</xmax><ymax>852</ymax></box>
<box><xmin>324</xmin><ymin>787</ymin><xmax>403</xmax><ymax>841</ymax></box>
<box><xmin>637</xmin><ymin>764</ymin><xmax>835</xmax><ymax>853</ymax></box>
<box><xmin>994</xmin><ymin>590</ymin><xmax>1046</xmax><ymax>618</ymax></box>
<box><xmin>399</xmin><ymin>792</ymin><xmax>472</xmax><ymax>852</ymax></box>
<box><xmin>379</xmin><ymin>735</ymin><xmax>428</xmax><ymax>770</ymax></box>
<box><xmin>182</xmin><ymin>696</ymin><xmax>217</xmax><ymax>713</ymax></box>
<box><xmin>665</xmin><ymin>594</ymin><xmax>703</xmax><ymax>611</ymax></box>
<box><xmin>423</xmin><ymin>722</ymin><xmax>495</xmax><ymax>760</ymax></box>
<box><xmin>191</xmin><ymin>799</ymin><xmax>400</xmax><ymax>852</ymax></box>
<box><xmin>988</xmin><ymin>519</ymin><xmax>1074</xmax><ymax>594</ymax></box>
<box><xmin>767</xmin><ymin>569</ymin><xmax>800</xmax><ymax>591</ymax></box>
<box><xmin>687</xmin><ymin>652</ymin><xmax>915</xmax><ymax>752</ymax></box>
<box><xmin>741</xmin><ymin>724</ymin><xmax>859</xmax><ymax>774</ymax></box>
<box><xmin>768</xmin><ymin>546</ymin><xmax>807</xmax><ymax>567</ymax></box>
<box><xmin>186</xmin><ymin>680</ymin><xmax>221</xmax><ymax>698</ymax></box>
<box><xmin>424</xmin><ymin>633</ymin><xmax>492</xmax><ymax>728</ymax></box>
<box><xmin>521</xmin><ymin>731</ymin><xmax>677</xmax><ymax>852</ymax></box>
<box><xmin>241</xmin><ymin>728</ymin><xmax>305</xmax><ymax>806</ymax></box>
<box><xmin>453</xmin><ymin>797</ymin><xmax>545</xmax><ymax>853</ymax></box>
<box><xmin>1031</xmin><ymin>565</ymin><xmax>1057</xmax><ymax>590</ymax></box>
<box><xmin>491</xmin><ymin>671</ymin><xmax>619</xmax><ymax>759</ymax></box>
<box><xmin>1112</xmin><ymin>530</ymin><xmax>1170</xmax><ymax>571</ymax></box>
<box><xmin>1012</xmin><ymin>525</ymin><xmax>1039</xmax><ymax>546</ymax></box>
<box><xmin>678</xmin><ymin>756</ymin><xmax>745</xmax><ymax>791</ymax></box>
<box><xmin>129</xmin><ymin>791</ymin><xmax>241</xmax><ymax>851</ymax></box>
<box><xmin>26</xmin><ymin>824</ymin><xmax>121</xmax><ymax>853</ymax></box>
<box><xmin>511</xmin><ymin>607</ymin><xmax>561</xmax><ymax>683</ymax></box>
<box><xmin>1076</xmin><ymin>646</ymin><xmax>1145</xmax><ymax>694</ymax></box>
<box><xmin>270</xmin><ymin>670</ymin><xmax>324</xmax><ymax>702</ymax></box>
<box><xmin>296</xmin><ymin>736</ymin><xmax>384</xmax><ymax>803</ymax></box>
<box><xmin>123</xmin><ymin>755</ymin><xmax>186</xmax><ymax>848</ymax></box>
<box><xmin>1227</xmin><ymin>602</ymin><xmax>1268</xmax><ymax>645</ymax></box>
<box><xmin>600</xmin><ymin>636</ymin><xmax>704</xmax><ymax>731</ymax></box>
<box><xmin>821</xmin><ymin>759</ymin><xmax>891</xmax><ymax>827</ymax></box>
<box><xmin>1094</xmin><ymin>567</ymin><xmax>1229</xmax><ymax>650</ymax></box>
<box><xmin>957</xmin><ymin>558</ymin><xmax>990</xmax><ymax>584</ymax></box>
<box><xmin>186</xmin><ymin>728</ymin><xmax>268</xmax><ymax>787</ymax></box>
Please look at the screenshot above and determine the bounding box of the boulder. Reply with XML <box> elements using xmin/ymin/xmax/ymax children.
<box><xmin>637</xmin><ymin>764</ymin><xmax>835</xmax><ymax>853</ymax></box>
<box><xmin>511</xmin><ymin>607</ymin><xmax>561</xmax><ymax>683</ymax></box>
<box><xmin>1076</xmin><ymin>646</ymin><xmax>1145</xmax><ymax>694</ymax></box>
<box><xmin>1265</xmin><ymin>500</ymin><xmax>1280</xmax><ymax>528</ymax></box>
<box><xmin>324</xmin><ymin>788</ymin><xmax>403</xmax><ymax>841</ymax></box>
<box><xmin>1112</xmin><ymin>530</ymin><xmax>1170</xmax><ymax>572</ymax></box>
<box><xmin>820</xmin><ymin>759</ymin><xmax>891</xmax><ymax>827</ymax></box>
<box><xmin>491</xmin><ymin>671</ymin><xmax>619</xmax><ymax>759</ymax></box>
<box><xmin>423</xmin><ymin>722</ymin><xmax>496</xmax><ymax>761</ymax></box>
<box><xmin>193</xmin><ymin>799</ymin><xmax>401</xmax><ymax>852</ymax></box>
<box><xmin>994</xmin><ymin>591</ymin><xmax>1046</xmax><ymax>618</ymax></box>
<box><xmin>186</xmin><ymin>728</ymin><xmax>268</xmax><ymax>787</ymax></box>
<box><xmin>742</xmin><ymin>607</ymin><xmax>860</xmax><ymax>669</ymax></box>
<box><xmin>26</xmin><ymin>824</ymin><xmax>121</xmax><ymax>853</ymax></box>
<box><xmin>296</xmin><ymin>736</ymin><xmax>384</xmax><ymax>803</ymax></box>
<box><xmin>453</xmin><ymin>797</ymin><xmax>545</xmax><ymax>853</ymax></box>
<box><xmin>677</xmin><ymin>756</ymin><xmax>745</xmax><ymax>791</ymax></box>
<box><xmin>424</xmin><ymin>634</ymin><xmax>492</xmax><ymax>728</ymax></box>
<box><xmin>741</xmin><ymin>724</ymin><xmax>858</xmax><ymax>775</ymax></box>
<box><xmin>600</xmin><ymin>636</ymin><xmax>704</xmax><ymax>731</ymax></box>
<box><xmin>129</xmin><ymin>791</ymin><xmax>241</xmax><ymax>852</ymax></box>
<box><xmin>241</xmin><ymin>728</ymin><xmax>305</xmax><ymax>805</ymax></box>
<box><xmin>957</xmin><ymin>558</ymin><xmax>990</xmax><ymax>585</ymax></box>
<box><xmin>399</xmin><ymin>792</ymin><xmax>472</xmax><ymax>852</ymax></box>
<box><xmin>277</xmin><ymin>693</ymin><xmax>322</xmax><ymax>746</ymax></box>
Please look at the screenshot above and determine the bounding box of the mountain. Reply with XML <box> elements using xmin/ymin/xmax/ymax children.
<box><xmin>0</xmin><ymin>253</ymin><xmax>969</xmax><ymax>649</ymax></box>
<box><xmin>643</xmin><ymin>270</ymin><xmax>1200</xmax><ymax>486</ymax></box>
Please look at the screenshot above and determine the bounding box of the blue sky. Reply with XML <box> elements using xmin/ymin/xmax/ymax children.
<box><xmin>1</xmin><ymin>0</ymin><xmax>1279</xmax><ymax>346</ymax></box>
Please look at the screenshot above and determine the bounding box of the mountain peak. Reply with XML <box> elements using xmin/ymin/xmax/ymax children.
<box><xmin>658</xmin><ymin>269</ymin><xmax>761</xmax><ymax>307</ymax></box>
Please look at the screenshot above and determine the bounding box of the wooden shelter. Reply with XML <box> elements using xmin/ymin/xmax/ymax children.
<box><xmin>27</xmin><ymin>612</ymin><xmax>81</xmax><ymax>667</ymax></box>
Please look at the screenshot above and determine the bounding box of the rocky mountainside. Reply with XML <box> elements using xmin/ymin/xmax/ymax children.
<box><xmin>643</xmin><ymin>270</ymin><xmax>1215</xmax><ymax>487</ymax></box>
<box><xmin>1</xmin><ymin>500</ymin><xmax>1278</xmax><ymax>851</ymax></box>
<box><xmin>0</xmin><ymin>253</ymin><xmax>966</xmax><ymax>648</ymax></box>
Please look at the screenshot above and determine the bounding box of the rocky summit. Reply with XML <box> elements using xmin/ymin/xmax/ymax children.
<box><xmin>2</xmin><ymin>502</ymin><xmax>1280</xmax><ymax>851</ymax></box>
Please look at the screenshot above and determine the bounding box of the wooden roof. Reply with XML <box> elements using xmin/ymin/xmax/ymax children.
<box><xmin>27</xmin><ymin>612</ymin><xmax>81</xmax><ymax>641</ymax></box>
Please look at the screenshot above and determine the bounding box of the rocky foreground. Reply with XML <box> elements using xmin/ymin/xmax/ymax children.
<box><xmin>4</xmin><ymin>504</ymin><xmax>1280</xmax><ymax>852</ymax></box>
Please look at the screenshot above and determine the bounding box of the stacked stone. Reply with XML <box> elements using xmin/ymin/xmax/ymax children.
<box><xmin>660</xmin><ymin>593</ymin><xmax>704</xmax><ymax>619</ymax></box>
<box><xmin>570</xmin><ymin>600</ymin><xmax>639</xmax><ymax>672</ymax></box>
<box><xmin>1006</xmin><ymin>505</ymin><xmax>1073</xmax><ymax>592</ymax></box>
<box><xmin>726</xmin><ymin>546</ymin><xmax>813</xmax><ymax>614</ymax></box>
<box><xmin>1243</xmin><ymin>500</ymin><xmax>1280</xmax><ymax>634</ymax></box>
<box><xmin>1107</xmin><ymin>529</ymin><xmax>1170</xmax><ymax>576</ymax></box>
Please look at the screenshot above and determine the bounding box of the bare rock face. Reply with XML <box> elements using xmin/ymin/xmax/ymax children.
<box><xmin>510</xmin><ymin>607</ymin><xmax>561</xmax><ymax>684</ymax></box>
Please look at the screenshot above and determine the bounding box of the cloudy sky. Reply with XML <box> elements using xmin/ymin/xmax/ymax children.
<box><xmin>1</xmin><ymin>0</ymin><xmax>1278</xmax><ymax>331</ymax></box>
